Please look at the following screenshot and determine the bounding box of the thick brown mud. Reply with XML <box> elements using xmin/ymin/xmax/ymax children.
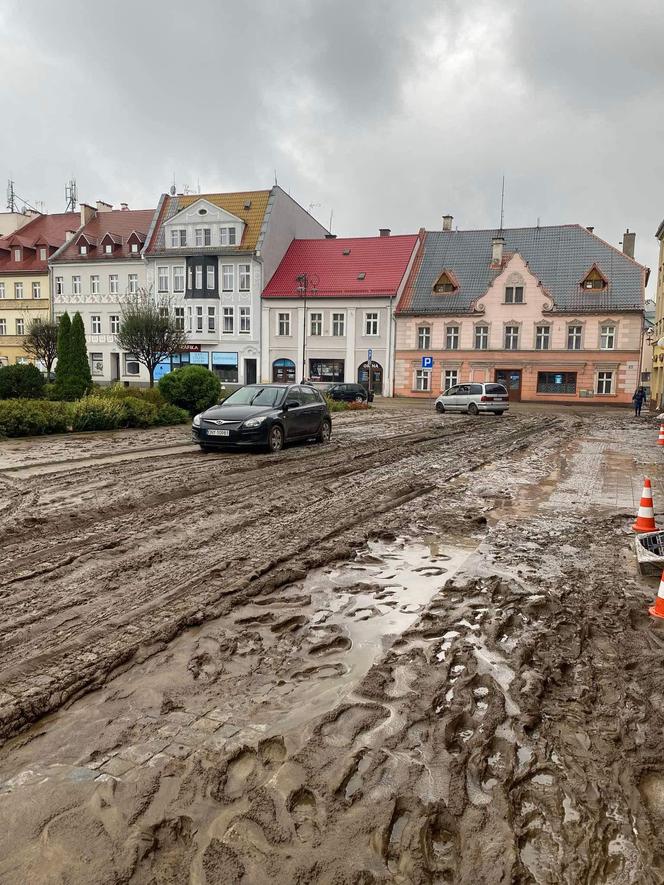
<box><xmin>1</xmin><ymin>408</ymin><xmax>663</xmax><ymax>883</ymax></box>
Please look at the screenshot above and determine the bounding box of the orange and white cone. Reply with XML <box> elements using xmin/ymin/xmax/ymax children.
<box><xmin>658</xmin><ymin>424</ymin><xmax>664</xmax><ymax>446</ymax></box>
<box><xmin>650</xmin><ymin>570</ymin><xmax>664</xmax><ymax>619</ymax></box>
<box><xmin>633</xmin><ymin>478</ymin><xmax>657</xmax><ymax>533</ymax></box>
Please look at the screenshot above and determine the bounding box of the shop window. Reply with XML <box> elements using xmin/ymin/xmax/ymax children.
<box><xmin>309</xmin><ymin>359</ymin><xmax>344</xmax><ymax>382</ymax></box>
<box><xmin>537</xmin><ymin>372</ymin><xmax>577</xmax><ymax>394</ymax></box>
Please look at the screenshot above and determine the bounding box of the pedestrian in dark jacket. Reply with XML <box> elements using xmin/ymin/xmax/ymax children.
<box><xmin>633</xmin><ymin>387</ymin><xmax>647</xmax><ymax>416</ymax></box>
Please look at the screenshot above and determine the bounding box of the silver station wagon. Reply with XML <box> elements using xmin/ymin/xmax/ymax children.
<box><xmin>434</xmin><ymin>382</ymin><xmax>509</xmax><ymax>416</ymax></box>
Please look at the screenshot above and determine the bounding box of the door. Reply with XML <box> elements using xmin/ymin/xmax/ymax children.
<box><xmin>454</xmin><ymin>383</ymin><xmax>472</xmax><ymax>410</ymax></box>
<box><xmin>300</xmin><ymin>387</ymin><xmax>323</xmax><ymax>434</ymax></box>
<box><xmin>111</xmin><ymin>353</ymin><xmax>120</xmax><ymax>382</ymax></box>
<box><xmin>441</xmin><ymin>385</ymin><xmax>458</xmax><ymax>409</ymax></box>
<box><xmin>358</xmin><ymin>361</ymin><xmax>383</xmax><ymax>396</ymax></box>
<box><xmin>282</xmin><ymin>386</ymin><xmax>307</xmax><ymax>438</ymax></box>
<box><xmin>495</xmin><ymin>370</ymin><xmax>522</xmax><ymax>402</ymax></box>
<box><xmin>244</xmin><ymin>358</ymin><xmax>257</xmax><ymax>385</ymax></box>
<box><xmin>273</xmin><ymin>358</ymin><xmax>296</xmax><ymax>383</ymax></box>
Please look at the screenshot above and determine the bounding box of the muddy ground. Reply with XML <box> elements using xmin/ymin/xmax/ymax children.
<box><xmin>1</xmin><ymin>407</ymin><xmax>664</xmax><ymax>884</ymax></box>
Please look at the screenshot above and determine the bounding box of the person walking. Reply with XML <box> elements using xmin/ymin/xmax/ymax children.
<box><xmin>633</xmin><ymin>386</ymin><xmax>647</xmax><ymax>417</ymax></box>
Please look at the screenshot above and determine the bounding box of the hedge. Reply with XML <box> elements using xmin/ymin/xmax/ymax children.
<box><xmin>158</xmin><ymin>365</ymin><xmax>221</xmax><ymax>414</ymax></box>
<box><xmin>0</xmin><ymin>400</ymin><xmax>71</xmax><ymax>437</ymax></box>
<box><xmin>0</xmin><ymin>364</ymin><xmax>46</xmax><ymax>400</ymax></box>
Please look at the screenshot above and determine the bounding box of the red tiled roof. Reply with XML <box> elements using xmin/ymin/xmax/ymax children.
<box><xmin>263</xmin><ymin>234</ymin><xmax>420</xmax><ymax>298</ymax></box>
<box><xmin>0</xmin><ymin>212</ymin><xmax>80</xmax><ymax>274</ymax></box>
<box><xmin>55</xmin><ymin>209</ymin><xmax>155</xmax><ymax>262</ymax></box>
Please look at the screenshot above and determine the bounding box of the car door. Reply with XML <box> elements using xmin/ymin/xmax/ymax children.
<box><xmin>442</xmin><ymin>385</ymin><xmax>458</xmax><ymax>409</ymax></box>
<box><xmin>455</xmin><ymin>384</ymin><xmax>471</xmax><ymax>410</ymax></box>
<box><xmin>300</xmin><ymin>387</ymin><xmax>323</xmax><ymax>434</ymax></box>
<box><xmin>283</xmin><ymin>386</ymin><xmax>307</xmax><ymax>438</ymax></box>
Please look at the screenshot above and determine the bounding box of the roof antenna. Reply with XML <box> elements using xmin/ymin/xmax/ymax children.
<box><xmin>274</xmin><ymin>169</ymin><xmax>278</xmax><ymax>186</ymax></box>
<box><xmin>499</xmin><ymin>175</ymin><xmax>505</xmax><ymax>232</ymax></box>
<box><xmin>329</xmin><ymin>209</ymin><xmax>334</xmax><ymax>232</ymax></box>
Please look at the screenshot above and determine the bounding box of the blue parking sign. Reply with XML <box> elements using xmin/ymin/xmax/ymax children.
<box><xmin>421</xmin><ymin>356</ymin><xmax>434</xmax><ymax>368</ymax></box>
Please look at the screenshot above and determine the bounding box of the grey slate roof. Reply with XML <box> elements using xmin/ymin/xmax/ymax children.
<box><xmin>398</xmin><ymin>225</ymin><xmax>646</xmax><ymax>315</ymax></box>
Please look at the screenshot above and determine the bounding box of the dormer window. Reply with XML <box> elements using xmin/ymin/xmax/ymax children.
<box><xmin>581</xmin><ymin>265</ymin><xmax>607</xmax><ymax>290</ymax></box>
<box><xmin>13</xmin><ymin>248</ymin><xmax>20</xmax><ymax>262</ymax></box>
<box><xmin>39</xmin><ymin>247</ymin><xmax>47</xmax><ymax>260</ymax></box>
<box><xmin>433</xmin><ymin>270</ymin><xmax>458</xmax><ymax>294</ymax></box>
<box><xmin>79</xmin><ymin>245</ymin><xmax>87</xmax><ymax>255</ymax></box>
<box><xmin>130</xmin><ymin>243</ymin><xmax>139</xmax><ymax>253</ymax></box>
<box><xmin>105</xmin><ymin>244</ymin><xmax>113</xmax><ymax>254</ymax></box>
<box><xmin>220</xmin><ymin>226</ymin><xmax>237</xmax><ymax>246</ymax></box>
<box><xmin>171</xmin><ymin>229</ymin><xmax>187</xmax><ymax>247</ymax></box>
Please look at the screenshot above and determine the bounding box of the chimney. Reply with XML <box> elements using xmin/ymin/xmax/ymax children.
<box><xmin>120</xmin><ymin>203</ymin><xmax>129</xmax><ymax>211</ymax></box>
<box><xmin>491</xmin><ymin>235</ymin><xmax>505</xmax><ymax>266</ymax></box>
<box><xmin>442</xmin><ymin>214</ymin><xmax>453</xmax><ymax>231</ymax></box>
<box><xmin>586</xmin><ymin>226</ymin><xmax>594</xmax><ymax>233</ymax></box>
<box><xmin>96</xmin><ymin>200</ymin><xmax>112</xmax><ymax>212</ymax></box>
<box><xmin>80</xmin><ymin>203</ymin><xmax>95</xmax><ymax>226</ymax></box>
<box><xmin>622</xmin><ymin>228</ymin><xmax>635</xmax><ymax>259</ymax></box>
<box><xmin>325</xmin><ymin>233</ymin><xmax>337</xmax><ymax>239</ymax></box>
<box><xmin>379</xmin><ymin>228</ymin><xmax>391</xmax><ymax>237</ymax></box>
<box><xmin>65</xmin><ymin>230</ymin><xmax>76</xmax><ymax>241</ymax></box>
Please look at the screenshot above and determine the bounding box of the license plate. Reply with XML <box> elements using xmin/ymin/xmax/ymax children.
<box><xmin>207</xmin><ymin>429</ymin><xmax>230</xmax><ymax>437</ymax></box>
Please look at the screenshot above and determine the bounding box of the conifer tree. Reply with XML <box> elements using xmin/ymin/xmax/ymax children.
<box><xmin>69</xmin><ymin>312</ymin><xmax>92</xmax><ymax>397</ymax></box>
<box><xmin>54</xmin><ymin>312</ymin><xmax>72</xmax><ymax>398</ymax></box>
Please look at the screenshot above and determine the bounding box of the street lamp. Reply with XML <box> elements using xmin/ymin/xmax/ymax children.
<box><xmin>296</xmin><ymin>273</ymin><xmax>318</xmax><ymax>382</ymax></box>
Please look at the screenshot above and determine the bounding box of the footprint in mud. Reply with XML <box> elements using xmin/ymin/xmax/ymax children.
<box><xmin>413</xmin><ymin>565</ymin><xmax>448</xmax><ymax>577</ymax></box>
<box><xmin>444</xmin><ymin>712</ymin><xmax>477</xmax><ymax>755</ymax></box>
<box><xmin>319</xmin><ymin>703</ymin><xmax>390</xmax><ymax>748</ymax></box>
<box><xmin>255</xmin><ymin>593</ymin><xmax>312</xmax><ymax>608</ymax></box>
<box><xmin>287</xmin><ymin>787</ymin><xmax>320</xmax><ymax>844</ymax></box>
<box><xmin>349</xmin><ymin>606</ymin><xmax>381</xmax><ymax>621</ymax></box>
<box><xmin>341</xmin><ymin>752</ymin><xmax>374</xmax><ymax>801</ymax></box>
<box><xmin>308</xmin><ymin>634</ymin><xmax>352</xmax><ymax>657</ymax></box>
<box><xmin>223</xmin><ymin>737</ymin><xmax>286</xmax><ymax>800</ymax></box>
<box><xmin>234</xmin><ymin>612</ymin><xmax>276</xmax><ymax>626</ymax></box>
<box><xmin>423</xmin><ymin>808</ymin><xmax>459</xmax><ymax>879</ymax></box>
<box><xmin>225</xmin><ymin>748</ymin><xmax>258</xmax><ymax>799</ymax></box>
<box><xmin>258</xmin><ymin>736</ymin><xmax>286</xmax><ymax>771</ymax></box>
<box><xmin>290</xmin><ymin>662</ymin><xmax>348</xmax><ymax>682</ymax></box>
<box><xmin>270</xmin><ymin>614</ymin><xmax>308</xmax><ymax>634</ymax></box>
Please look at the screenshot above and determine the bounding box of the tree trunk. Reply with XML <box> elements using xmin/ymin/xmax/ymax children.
<box><xmin>148</xmin><ymin>366</ymin><xmax>155</xmax><ymax>388</ymax></box>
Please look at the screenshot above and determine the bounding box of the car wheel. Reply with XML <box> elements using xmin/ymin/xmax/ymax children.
<box><xmin>318</xmin><ymin>419</ymin><xmax>332</xmax><ymax>444</ymax></box>
<box><xmin>354</xmin><ymin>395</ymin><xmax>364</xmax><ymax>402</ymax></box>
<box><xmin>268</xmin><ymin>424</ymin><xmax>284</xmax><ymax>452</ymax></box>
<box><xmin>199</xmin><ymin>444</ymin><xmax>212</xmax><ymax>453</ymax></box>
<box><xmin>468</xmin><ymin>403</ymin><xmax>479</xmax><ymax>416</ymax></box>
<box><xmin>495</xmin><ymin>411</ymin><xmax>505</xmax><ymax>416</ymax></box>
<box><xmin>435</xmin><ymin>402</ymin><xmax>445</xmax><ymax>413</ymax></box>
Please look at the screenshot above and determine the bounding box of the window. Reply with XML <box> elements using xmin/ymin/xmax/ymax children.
<box><xmin>54</xmin><ymin>277</ymin><xmax>63</xmax><ymax>296</ymax></box>
<box><xmin>157</xmin><ymin>267</ymin><xmax>169</xmax><ymax>293</ymax></box>
<box><xmin>220</xmin><ymin>226</ymin><xmax>237</xmax><ymax>246</ymax></box>
<box><xmin>417</xmin><ymin>326</ymin><xmax>430</xmax><ymax>349</ymax></box>
<box><xmin>535</xmin><ymin>325</ymin><xmax>550</xmax><ymax>350</ymax></box>
<box><xmin>173</xmin><ymin>266</ymin><xmax>185</xmax><ymax>293</ymax></box>
<box><xmin>444</xmin><ymin>369</ymin><xmax>458</xmax><ymax>389</ymax></box>
<box><xmin>32</xmin><ymin>281</ymin><xmax>41</xmax><ymax>299</ymax></box>
<box><xmin>239</xmin><ymin>306</ymin><xmax>251</xmax><ymax>334</ymax></box>
<box><xmin>600</xmin><ymin>324</ymin><xmax>616</xmax><ymax>350</ymax></box>
<box><xmin>415</xmin><ymin>369</ymin><xmax>431</xmax><ymax>391</ymax></box>
<box><xmin>13</xmin><ymin>248</ymin><xmax>20</xmax><ymax>261</ymax></box>
<box><xmin>597</xmin><ymin>371</ymin><xmax>613</xmax><ymax>395</ymax></box>
<box><xmin>208</xmin><ymin>305</ymin><xmax>216</xmax><ymax>332</ymax></box>
<box><xmin>186</xmin><ymin>306</ymin><xmax>192</xmax><ymax>332</ymax></box>
<box><xmin>0</xmin><ymin>283</ymin><xmax>5</xmax><ymax>298</ymax></box>
<box><xmin>365</xmin><ymin>312</ymin><xmax>379</xmax><ymax>336</ymax></box>
<box><xmin>90</xmin><ymin>353</ymin><xmax>104</xmax><ymax>376</ymax></box>
<box><xmin>195</xmin><ymin>228</ymin><xmax>211</xmax><ymax>247</ymax></box>
<box><xmin>196</xmin><ymin>305</ymin><xmax>204</xmax><ymax>333</ymax></box>
<box><xmin>308</xmin><ymin>359</ymin><xmax>344</xmax><ymax>382</ymax></box>
<box><xmin>0</xmin><ymin>319</ymin><xmax>5</xmax><ymax>334</ymax></box>
<box><xmin>474</xmin><ymin>325</ymin><xmax>488</xmax><ymax>350</ymax></box>
<box><xmin>223</xmin><ymin>306</ymin><xmax>234</xmax><ymax>334</ymax></box>
<box><xmin>16</xmin><ymin>318</ymin><xmax>25</xmax><ymax>335</ymax></box>
<box><xmin>195</xmin><ymin>266</ymin><xmax>203</xmax><ymax>289</ymax></box>
<box><xmin>505</xmin><ymin>286</ymin><xmax>524</xmax><ymax>304</ymax></box>
<box><xmin>130</xmin><ymin>242</ymin><xmax>139</xmax><ymax>254</ymax></box>
<box><xmin>174</xmin><ymin>307</ymin><xmax>185</xmax><ymax>331</ymax></box>
<box><xmin>159</xmin><ymin>308</ymin><xmax>169</xmax><ymax>323</ymax></box>
<box><xmin>206</xmin><ymin>265</ymin><xmax>215</xmax><ymax>290</ymax></box>
<box><xmin>128</xmin><ymin>274</ymin><xmax>138</xmax><ymax>294</ymax></box>
<box><xmin>332</xmin><ymin>312</ymin><xmax>345</xmax><ymax>336</ymax></box>
<box><xmin>104</xmin><ymin>243</ymin><xmax>113</xmax><ymax>254</ymax></box>
<box><xmin>446</xmin><ymin>325</ymin><xmax>459</xmax><ymax>349</ymax></box>
<box><xmin>110</xmin><ymin>314</ymin><xmax>120</xmax><ymax>334</ymax></box>
<box><xmin>537</xmin><ymin>372</ymin><xmax>577</xmax><ymax>394</ymax></box>
<box><xmin>504</xmin><ymin>325</ymin><xmax>519</xmax><ymax>350</ymax></box>
<box><xmin>433</xmin><ymin>271</ymin><xmax>456</xmax><ymax>293</ymax></box>
<box><xmin>582</xmin><ymin>267</ymin><xmax>606</xmax><ymax>290</ymax></box>
<box><xmin>79</xmin><ymin>245</ymin><xmax>87</xmax><ymax>255</ymax></box>
<box><xmin>309</xmin><ymin>312</ymin><xmax>322</xmax><ymax>336</ymax></box>
<box><xmin>90</xmin><ymin>275</ymin><xmax>99</xmax><ymax>295</ymax></box>
<box><xmin>39</xmin><ymin>247</ymin><xmax>47</xmax><ymax>260</ymax></box>
<box><xmin>124</xmin><ymin>353</ymin><xmax>140</xmax><ymax>375</ymax></box>
<box><xmin>187</xmin><ymin>267</ymin><xmax>193</xmax><ymax>290</ymax></box>
<box><xmin>171</xmin><ymin>229</ymin><xmax>187</xmax><ymax>247</ymax></box>
<box><xmin>72</xmin><ymin>277</ymin><xmax>80</xmax><ymax>296</ymax></box>
<box><xmin>239</xmin><ymin>264</ymin><xmax>251</xmax><ymax>291</ymax></box>
<box><xmin>278</xmin><ymin>312</ymin><xmax>290</xmax><ymax>336</ymax></box>
<box><xmin>222</xmin><ymin>265</ymin><xmax>234</xmax><ymax>291</ymax></box>
<box><xmin>91</xmin><ymin>315</ymin><xmax>101</xmax><ymax>334</ymax></box>
<box><xmin>109</xmin><ymin>274</ymin><xmax>119</xmax><ymax>295</ymax></box>
<box><xmin>567</xmin><ymin>325</ymin><xmax>582</xmax><ymax>350</ymax></box>
<box><xmin>15</xmin><ymin>282</ymin><xmax>24</xmax><ymax>299</ymax></box>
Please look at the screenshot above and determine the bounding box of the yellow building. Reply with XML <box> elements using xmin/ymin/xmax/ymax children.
<box><xmin>0</xmin><ymin>211</ymin><xmax>80</xmax><ymax>366</ymax></box>
<box><xmin>651</xmin><ymin>222</ymin><xmax>664</xmax><ymax>408</ymax></box>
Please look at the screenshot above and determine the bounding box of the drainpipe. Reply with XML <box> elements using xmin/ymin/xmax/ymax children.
<box><xmin>388</xmin><ymin>294</ymin><xmax>395</xmax><ymax>397</ymax></box>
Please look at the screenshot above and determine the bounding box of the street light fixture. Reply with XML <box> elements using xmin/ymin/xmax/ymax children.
<box><xmin>296</xmin><ymin>273</ymin><xmax>318</xmax><ymax>382</ymax></box>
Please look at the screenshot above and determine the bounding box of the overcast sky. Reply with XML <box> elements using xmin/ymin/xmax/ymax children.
<box><xmin>1</xmin><ymin>0</ymin><xmax>663</xmax><ymax>291</ymax></box>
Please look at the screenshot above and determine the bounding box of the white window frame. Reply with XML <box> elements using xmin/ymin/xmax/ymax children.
<box><xmin>130</xmin><ymin>242</ymin><xmax>139</xmax><ymax>254</ymax></box>
<box><xmin>91</xmin><ymin>315</ymin><xmax>101</xmax><ymax>334</ymax></box>
<box><xmin>195</xmin><ymin>266</ymin><xmax>203</xmax><ymax>290</ymax></box>
<box><xmin>124</xmin><ymin>353</ymin><xmax>140</xmax><ymax>376</ymax></box>
<box><xmin>15</xmin><ymin>318</ymin><xmax>25</xmax><ymax>335</ymax></box>
<box><xmin>444</xmin><ymin>369</ymin><xmax>458</xmax><ymax>389</ymax></box>
<box><xmin>109</xmin><ymin>274</ymin><xmax>119</xmax><ymax>295</ymax></box>
<box><xmin>222</xmin><ymin>264</ymin><xmax>234</xmax><ymax>292</ymax></box>
<box><xmin>223</xmin><ymin>306</ymin><xmax>234</xmax><ymax>334</ymax></box>
<box><xmin>239</xmin><ymin>306</ymin><xmax>251</xmax><ymax>334</ymax></box>
<box><xmin>14</xmin><ymin>281</ymin><xmax>24</xmax><ymax>299</ymax></box>
<box><xmin>174</xmin><ymin>307</ymin><xmax>185</xmax><ymax>331</ymax></box>
<box><xmin>474</xmin><ymin>325</ymin><xmax>488</xmax><ymax>350</ymax></box>
<box><xmin>39</xmin><ymin>247</ymin><xmax>47</xmax><ymax>260</ymax></box>
<box><xmin>79</xmin><ymin>245</ymin><xmax>87</xmax><ymax>256</ymax></box>
<box><xmin>239</xmin><ymin>264</ymin><xmax>251</xmax><ymax>292</ymax></box>
<box><xmin>535</xmin><ymin>324</ymin><xmax>551</xmax><ymax>350</ymax></box>
<box><xmin>32</xmin><ymin>281</ymin><xmax>41</xmax><ymax>299</ymax></box>
<box><xmin>206</xmin><ymin>265</ymin><xmax>215</xmax><ymax>290</ymax></box>
<box><xmin>600</xmin><ymin>324</ymin><xmax>616</xmax><ymax>350</ymax></box>
<box><xmin>505</xmin><ymin>285</ymin><xmax>524</xmax><ymax>304</ymax></box>
<box><xmin>207</xmin><ymin>305</ymin><xmax>216</xmax><ymax>332</ymax></box>
<box><xmin>220</xmin><ymin>226</ymin><xmax>237</xmax><ymax>246</ymax></box>
<box><xmin>186</xmin><ymin>306</ymin><xmax>192</xmax><ymax>333</ymax></box>
<box><xmin>415</xmin><ymin>368</ymin><xmax>431</xmax><ymax>391</ymax></box>
<box><xmin>90</xmin><ymin>352</ymin><xmax>104</xmax><ymax>376</ymax></box>
<box><xmin>13</xmin><ymin>248</ymin><xmax>20</xmax><ymax>262</ymax></box>
<box><xmin>597</xmin><ymin>371</ymin><xmax>614</xmax><ymax>395</ymax></box>
<box><xmin>446</xmin><ymin>325</ymin><xmax>460</xmax><ymax>350</ymax></box>
<box><xmin>196</xmin><ymin>305</ymin><xmax>204</xmax><ymax>333</ymax></box>
<box><xmin>104</xmin><ymin>243</ymin><xmax>113</xmax><ymax>254</ymax></box>
<box><xmin>72</xmin><ymin>277</ymin><xmax>81</xmax><ymax>296</ymax></box>
<box><xmin>310</xmin><ymin>312</ymin><xmax>322</xmax><ymax>336</ymax></box>
<box><xmin>157</xmin><ymin>266</ymin><xmax>169</xmax><ymax>293</ymax></box>
<box><xmin>128</xmin><ymin>274</ymin><xmax>138</xmax><ymax>295</ymax></box>
<box><xmin>110</xmin><ymin>314</ymin><xmax>120</xmax><ymax>334</ymax></box>
<box><xmin>504</xmin><ymin>325</ymin><xmax>519</xmax><ymax>350</ymax></box>
<box><xmin>0</xmin><ymin>282</ymin><xmax>6</xmax><ymax>299</ymax></box>
<box><xmin>567</xmin><ymin>324</ymin><xmax>582</xmax><ymax>350</ymax></box>
<box><xmin>332</xmin><ymin>312</ymin><xmax>345</xmax><ymax>336</ymax></box>
<box><xmin>171</xmin><ymin>229</ymin><xmax>186</xmax><ymax>247</ymax></box>
<box><xmin>173</xmin><ymin>266</ymin><xmax>185</xmax><ymax>293</ymax></box>
<box><xmin>90</xmin><ymin>275</ymin><xmax>100</xmax><ymax>296</ymax></box>
<box><xmin>417</xmin><ymin>325</ymin><xmax>431</xmax><ymax>350</ymax></box>
<box><xmin>364</xmin><ymin>312</ymin><xmax>379</xmax><ymax>336</ymax></box>
<box><xmin>277</xmin><ymin>312</ymin><xmax>291</xmax><ymax>337</ymax></box>
<box><xmin>0</xmin><ymin>318</ymin><xmax>5</xmax><ymax>335</ymax></box>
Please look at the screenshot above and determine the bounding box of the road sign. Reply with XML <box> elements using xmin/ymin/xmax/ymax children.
<box><xmin>368</xmin><ymin>348</ymin><xmax>373</xmax><ymax>361</ymax></box>
<box><xmin>421</xmin><ymin>356</ymin><xmax>434</xmax><ymax>368</ymax></box>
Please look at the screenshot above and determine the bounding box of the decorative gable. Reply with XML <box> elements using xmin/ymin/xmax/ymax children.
<box><xmin>432</xmin><ymin>270</ymin><xmax>459</xmax><ymax>294</ymax></box>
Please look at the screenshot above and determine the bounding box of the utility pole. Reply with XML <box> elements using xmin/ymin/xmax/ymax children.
<box><xmin>296</xmin><ymin>273</ymin><xmax>318</xmax><ymax>382</ymax></box>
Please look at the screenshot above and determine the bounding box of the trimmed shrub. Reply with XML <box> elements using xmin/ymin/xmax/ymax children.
<box><xmin>0</xmin><ymin>363</ymin><xmax>46</xmax><ymax>400</ymax></box>
<box><xmin>0</xmin><ymin>399</ymin><xmax>71</xmax><ymax>437</ymax></box>
<box><xmin>70</xmin><ymin>397</ymin><xmax>124</xmax><ymax>432</ymax></box>
<box><xmin>158</xmin><ymin>365</ymin><xmax>221</xmax><ymax>414</ymax></box>
<box><xmin>154</xmin><ymin>403</ymin><xmax>190</xmax><ymax>426</ymax></box>
<box><xmin>117</xmin><ymin>398</ymin><xmax>158</xmax><ymax>428</ymax></box>
<box><xmin>101</xmin><ymin>384</ymin><xmax>166</xmax><ymax>407</ymax></box>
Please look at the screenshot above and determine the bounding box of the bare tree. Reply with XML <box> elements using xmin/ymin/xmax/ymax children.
<box><xmin>116</xmin><ymin>289</ymin><xmax>188</xmax><ymax>387</ymax></box>
<box><xmin>22</xmin><ymin>318</ymin><xmax>59</xmax><ymax>378</ymax></box>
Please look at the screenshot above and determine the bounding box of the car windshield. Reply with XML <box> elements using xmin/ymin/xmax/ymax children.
<box><xmin>222</xmin><ymin>386</ymin><xmax>285</xmax><ymax>407</ymax></box>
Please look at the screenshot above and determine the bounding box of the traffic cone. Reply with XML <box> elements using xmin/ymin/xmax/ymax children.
<box><xmin>633</xmin><ymin>478</ymin><xmax>657</xmax><ymax>533</ymax></box>
<box><xmin>649</xmin><ymin>570</ymin><xmax>664</xmax><ymax>619</ymax></box>
<box><xmin>658</xmin><ymin>424</ymin><xmax>664</xmax><ymax>446</ymax></box>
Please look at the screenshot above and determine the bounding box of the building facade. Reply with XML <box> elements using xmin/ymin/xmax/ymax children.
<box><xmin>144</xmin><ymin>187</ymin><xmax>327</xmax><ymax>385</ymax></box>
<box><xmin>650</xmin><ymin>223</ymin><xmax>664</xmax><ymax>408</ymax></box>
<box><xmin>262</xmin><ymin>233</ymin><xmax>420</xmax><ymax>394</ymax></box>
<box><xmin>0</xmin><ymin>211</ymin><xmax>80</xmax><ymax>367</ymax></box>
<box><xmin>50</xmin><ymin>203</ymin><xmax>155</xmax><ymax>383</ymax></box>
<box><xmin>395</xmin><ymin>222</ymin><xmax>647</xmax><ymax>404</ymax></box>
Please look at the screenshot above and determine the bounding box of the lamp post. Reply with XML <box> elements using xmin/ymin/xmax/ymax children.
<box><xmin>296</xmin><ymin>273</ymin><xmax>318</xmax><ymax>382</ymax></box>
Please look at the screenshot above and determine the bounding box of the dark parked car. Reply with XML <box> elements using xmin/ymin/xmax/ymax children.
<box><xmin>192</xmin><ymin>383</ymin><xmax>332</xmax><ymax>453</ymax></box>
<box><xmin>326</xmin><ymin>382</ymin><xmax>373</xmax><ymax>403</ymax></box>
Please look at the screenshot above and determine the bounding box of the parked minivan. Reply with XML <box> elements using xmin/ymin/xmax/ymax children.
<box><xmin>434</xmin><ymin>382</ymin><xmax>509</xmax><ymax>416</ymax></box>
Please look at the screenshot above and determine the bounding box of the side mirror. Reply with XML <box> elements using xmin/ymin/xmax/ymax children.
<box><xmin>282</xmin><ymin>401</ymin><xmax>292</xmax><ymax>411</ymax></box>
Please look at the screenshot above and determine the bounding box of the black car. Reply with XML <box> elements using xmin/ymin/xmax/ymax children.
<box><xmin>326</xmin><ymin>382</ymin><xmax>373</xmax><ymax>403</ymax></box>
<box><xmin>192</xmin><ymin>383</ymin><xmax>332</xmax><ymax>453</ymax></box>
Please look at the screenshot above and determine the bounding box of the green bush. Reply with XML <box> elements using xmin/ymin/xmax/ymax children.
<box><xmin>70</xmin><ymin>397</ymin><xmax>124</xmax><ymax>432</ymax></box>
<box><xmin>100</xmin><ymin>384</ymin><xmax>166</xmax><ymax>407</ymax></box>
<box><xmin>154</xmin><ymin>403</ymin><xmax>190</xmax><ymax>426</ymax></box>
<box><xmin>0</xmin><ymin>399</ymin><xmax>71</xmax><ymax>437</ymax></box>
<box><xmin>158</xmin><ymin>365</ymin><xmax>221</xmax><ymax>414</ymax></box>
<box><xmin>0</xmin><ymin>363</ymin><xmax>46</xmax><ymax>400</ymax></box>
<box><xmin>42</xmin><ymin>383</ymin><xmax>59</xmax><ymax>401</ymax></box>
<box><xmin>117</xmin><ymin>398</ymin><xmax>158</xmax><ymax>428</ymax></box>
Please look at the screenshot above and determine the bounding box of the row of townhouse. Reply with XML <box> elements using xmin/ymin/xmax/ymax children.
<box><xmin>0</xmin><ymin>191</ymin><xmax>649</xmax><ymax>405</ymax></box>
